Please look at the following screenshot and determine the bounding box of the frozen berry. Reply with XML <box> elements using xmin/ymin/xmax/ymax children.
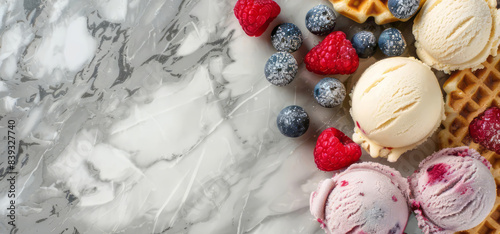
<box><xmin>314</xmin><ymin>128</ymin><xmax>361</xmax><ymax>171</ymax></box>
<box><xmin>264</xmin><ymin>52</ymin><xmax>298</xmax><ymax>86</ymax></box>
<box><xmin>314</xmin><ymin>77</ymin><xmax>346</xmax><ymax>108</ymax></box>
<box><xmin>233</xmin><ymin>0</ymin><xmax>281</xmax><ymax>37</ymax></box>
<box><xmin>378</xmin><ymin>28</ymin><xmax>406</xmax><ymax>57</ymax></box>
<box><xmin>305</xmin><ymin>5</ymin><xmax>336</xmax><ymax>36</ymax></box>
<box><xmin>305</xmin><ymin>31</ymin><xmax>359</xmax><ymax>75</ymax></box>
<box><xmin>271</xmin><ymin>23</ymin><xmax>303</xmax><ymax>53</ymax></box>
<box><xmin>277</xmin><ymin>105</ymin><xmax>309</xmax><ymax>137</ymax></box>
<box><xmin>388</xmin><ymin>0</ymin><xmax>420</xmax><ymax>19</ymax></box>
<box><xmin>351</xmin><ymin>31</ymin><xmax>377</xmax><ymax>58</ymax></box>
<box><xmin>469</xmin><ymin>107</ymin><xmax>500</xmax><ymax>154</ymax></box>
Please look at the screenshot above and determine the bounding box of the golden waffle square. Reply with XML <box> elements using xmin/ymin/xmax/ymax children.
<box><xmin>329</xmin><ymin>0</ymin><xmax>426</xmax><ymax>24</ymax></box>
<box><xmin>439</xmin><ymin>47</ymin><xmax>500</xmax><ymax>234</ymax></box>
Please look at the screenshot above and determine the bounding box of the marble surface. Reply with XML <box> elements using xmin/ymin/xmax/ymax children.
<box><xmin>0</xmin><ymin>0</ymin><xmax>449</xmax><ymax>233</ymax></box>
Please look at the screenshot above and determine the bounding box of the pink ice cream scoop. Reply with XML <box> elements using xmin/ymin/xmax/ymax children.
<box><xmin>310</xmin><ymin>162</ymin><xmax>410</xmax><ymax>234</ymax></box>
<box><xmin>409</xmin><ymin>147</ymin><xmax>496</xmax><ymax>233</ymax></box>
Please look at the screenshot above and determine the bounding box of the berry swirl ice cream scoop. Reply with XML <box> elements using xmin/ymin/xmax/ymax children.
<box><xmin>310</xmin><ymin>162</ymin><xmax>410</xmax><ymax>234</ymax></box>
<box><xmin>409</xmin><ymin>147</ymin><xmax>496</xmax><ymax>233</ymax></box>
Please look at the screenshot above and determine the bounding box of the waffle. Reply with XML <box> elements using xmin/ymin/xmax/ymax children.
<box><xmin>329</xmin><ymin>0</ymin><xmax>426</xmax><ymax>24</ymax></box>
<box><xmin>439</xmin><ymin>47</ymin><xmax>500</xmax><ymax>234</ymax></box>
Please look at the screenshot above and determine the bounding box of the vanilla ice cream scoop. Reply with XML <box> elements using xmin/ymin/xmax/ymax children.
<box><xmin>413</xmin><ymin>0</ymin><xmax>500</xmax><ymax>73</ymax></box>
<box><xmin>350</xmin><ymin>57</ymin><xmax>444</xmax><ymax>162</ymax></box>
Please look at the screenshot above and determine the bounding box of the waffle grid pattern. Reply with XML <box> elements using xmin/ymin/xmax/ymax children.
<box><xmin>328</xmin><ymin>0</ymin><xmax>426</xmax><ymax>24</ymax></box>
<box><xmin>439</xmin><ymin>48</ymin><xmax>500</xmax><ymax>234</ymax></box>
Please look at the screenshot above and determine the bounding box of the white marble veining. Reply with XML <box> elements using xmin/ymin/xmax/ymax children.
<box><xmin>0</xmin><ymin>0</ymin><xmax>448</xmax><ymax>233</ymax></box>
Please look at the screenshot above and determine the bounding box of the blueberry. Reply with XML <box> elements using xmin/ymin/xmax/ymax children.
<box><xmin>271</xmin><ymin>23</ymin><xmax>303</xmax><ymax>53</ymax></box>
<box><xmin>277</xmin><ymin>105</ymin><xmax>309</xmax><ymax>137</ymax></box>
<box><xmin>388</xmin><ymin>223</ymin><xmax>401</xmax><ymax>234</ymax></box>
<box><xmin>264</xmin><ymin>52</ymin><xmax>298</xmax><ymax>86</ymax></box>
<box><xmin>351</xmin><ymin>31</ymin><xmax>377</xmax><ymax>58</ymax></box>
<box><xmin>314</xmin><ymin>78</ymin><xmax>346</xmax><ymax>108</ymax></box>
<box><xmin>378</xmin><ymin>28</ymin><xmax>406</xmax><ymax>57</ymax></box>
<box><xmin>388</xmin><ymin>0</ymin><xmax>420</xmax><ymax>19</ymax></box>
<box><xmin>305</xmin><ymin>5</ymin><xmax>336</xmax><ymax>36</ymax></box>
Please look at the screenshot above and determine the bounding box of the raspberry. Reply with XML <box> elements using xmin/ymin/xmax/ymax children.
<box><xmin>314</xmin><ymin>128</ymin><xmax>362</xmax><ymax>171</ymax></box>
<box><xmin>233</xmin><ymin>0</ymin><xmax>281</xmax><ymax>37</ymax></box>
<box><xmin>304</xmin><ymin>31</ymin><xmax>359</xmax><ymax>75</ymax></box>
<box><xmin>469</xmin><ymin>107</ymin><xmax>500</xmax><ymax>154</ymax></box>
